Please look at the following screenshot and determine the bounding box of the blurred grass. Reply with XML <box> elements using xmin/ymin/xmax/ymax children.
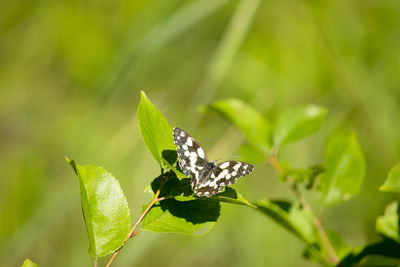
<box><xmin>1</xmin><ymin>0</ymin><xmax>400</xmax><ymax>266</ymax></box>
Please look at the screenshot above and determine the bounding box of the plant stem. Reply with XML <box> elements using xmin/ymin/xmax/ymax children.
<box><xmin>268</xmin><ymin>154</ymin><xmax>340</xmax><ymax>266</ymax></box>
<box><xmin>105</xmin><ymin>170</ymin><xmax>167</xmax><ymax>267</ymax></box>
<box><xmin>94</xmin><ymin>258</ymin><xmax>97</xmax><ymax>267</ymax></box>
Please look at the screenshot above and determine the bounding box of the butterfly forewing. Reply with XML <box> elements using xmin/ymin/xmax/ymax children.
<box><xmin>173</xmin><ymin>127</ymin><xmax>208</xmax><ymax>180</ymax></box>
<box><xmin>173</xmin><ymin>127</ymin><xmax>254</xmax><ymax>197</ymax></box>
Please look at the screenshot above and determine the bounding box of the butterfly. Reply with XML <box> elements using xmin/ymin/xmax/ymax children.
<box><xmin>173</xmin><ymin>127</ymin><xmax>254</xmax><ymax>197</ymax></box>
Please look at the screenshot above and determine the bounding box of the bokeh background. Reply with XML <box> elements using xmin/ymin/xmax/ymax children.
<box><xmin>1</xmin><ymin>0</ymin><xmax>400</xmax><ymax>266</ymax></box>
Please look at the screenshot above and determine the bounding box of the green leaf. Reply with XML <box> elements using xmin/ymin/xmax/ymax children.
<box><xmin>21</xmin><ymin>259</ymin><xmax>39</xmax><ymax>267</ymax></box>
<box><xmin>212</xmin><ymin>187</ymin><xmax>256</xmax><ymax>207</ymax></box>
<box><xmin>357</xmin><ymin>255</ymin><xmax>400</xmax><ymax>266</ymax></box>
<box><xmin>279</xmin><ymin>162</ymin><xmax>324</xmax><ymax>189</ymax></box>
<box><xmin>273</xmin><ymin>104</ymin><xmax>327</xmax><ymax>146</ymax></box>
<box><xmin>137</xmin><ymin>91</ymin><xmax>186</xmax><ymax>179</ymax></box>
<box><xmin>340</xmin><ymin>239</ymin><xmax>400</xmax><ymax>266</ymax></box>
<box><xmin>380</xmin><ymin>163</ymin><xmax>400</xmax><ymax>193</ymax></box>
<box><xmin>206</xmin><ymin>98</ymin><xmax>271</xmax><ymax>153</ymax></box>
<box><xmin>149</xmin><ymin>174</ymin><xmax>255</xmax><ymax>207</ymax></box>
<box><xmin>142</xmin><ymin>174</ymin><xmax>254</xmax><ymax>235</ymax></box>
<box><xmin>175</xmin><ymin>186</ymin><xmax>256</xmax><ymax>208</ymax></box>
<box><xmin>303</xmin><ymin>230</ymin><xmax>351</xmax><ymax>266</ymax></box>
<box><xmin>320</xmin><ymin>132</ymin><xmax>365</xmax><ymax>205</ymax></box>
<box><xmin>143</xmin><ymin>174</ymin><xmax>219</xmax><ymax>235</ymax></box>
<box><xmin>376</xmin><ymin>201</ymin><xmax>400</xmax><ymax>242</ymax></box>
<box><xmin>67</xmin><ymin>158</ymin><xmax>131</xmax><ymax>258</ymax></box>
<box><xmin>137</xmin><ymin>91</ymin><xmax>174</xmax><ymax>164</ymax></box>
<box><xmin>325</xmin><ymin>229</ymin><xmax>352</xmax><ymax>260</ymax></box>
<box><xmin>254</xmin><ymin>200</ymin><xmax>317</xmax><ymax>244</ymax></box>
<box><xmin>141</xmin><ymin>199</ymin><xmax>220</xmax><ymax>235</ymax></box>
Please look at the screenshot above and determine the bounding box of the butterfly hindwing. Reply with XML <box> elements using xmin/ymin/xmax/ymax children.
<box><xmin>193</xmin><ymin>161</ymin><xmax>254</xmax><ymax>197</ymax></box>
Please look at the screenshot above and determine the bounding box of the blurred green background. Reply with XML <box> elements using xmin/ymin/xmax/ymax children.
<box><xmin>1</xmin><ymin>0</ymin><xmax>400</xmax><ymax>266</ymax></box>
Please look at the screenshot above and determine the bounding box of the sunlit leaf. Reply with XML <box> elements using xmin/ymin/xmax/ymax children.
<box><xmin>67</xmin><ymin>158</ymin><xmax>131</xmax><ymax>258</ymax></box>
<box><xmin>141</xmin><ymin>174</ymin><xmax>254</xmax><ymax>235</ymax></box>
<box><xmin>254</xmin><ymin>200</ymin><xmax>317</xmax><ymax>244</ymax></box>
<box><xmin>143</xmin><ymin>174</ymin><xmax>219</xmax><ymax>235</ymax></box>
<box><xmin>380</xmin><ymin>163</ymin><xmax>400</xmax><ymax>193</ymax></box>
<box><xmin>320</xmin><ymin>132</ymin><xmax>365</xmax><ymax>205</ymax></box>
<box><xmin>137</xmin><ymin>90</ymin><xmax>174</xmax><ymax>165</ymax></box>
<box><xmin>206</xmin><ymin>98</ymin><xmax>271</xmax><ymax>153</ymax></box>
<box><xmin>21</xmin><ymin>259</ymin><xmax>39</xmax><ymax>267</ymax></box>
<box><xmin>141</xmin><ymin>199</ymin><xmax>220</xmax><ymax>235</ymax></box>
<box><xmin>137</xmin><ymin>91</ymin><xmax>186</xmax><ymax>178</ymax></box>
<box><xmin>376</xmin><ymin>201</ymin><xmax>400</xmax><ymax>242</ymax></box>
<box><xmin>175</xmin><ymin>186</ymin><xmax>256</xmax><ymax>208</ymax></box>
<box><xmin>150</xmin><ymin>174</ymin><xmax>254</xmax><ymax>207</ymax></box>
<box><xmin>273</xmin><ymin>105</ymin><xmax>327</xmax><ymax>146</ymax></box>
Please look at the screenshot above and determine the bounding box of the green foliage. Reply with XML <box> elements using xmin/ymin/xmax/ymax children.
<box><xmin>67</xmin><ymin>158</ymin><xmax>131</xmax><ymax>259</ymax></box>
<box><xmin>5</xmin><ymin>0</ymin><xmax>400</xmax><ymax>265</ymax></box>
<box><xmin>279</xmin><ymin>163</ymin><xmax>324</xmax><ymax>189</ymax></box>
<box><xmin>273</xmin><ymin>105</ymin><xmax>327</xmax><ymax>146</ymax></box>
<box><xmin>320</xmin><ymin>132</ymin><xmax>366</xmax><ymax>205</ymax></box>
<box><xmin>137</xmin><ymin>91</ymin><xmax>175</xmax><ymax>165</ymax></box>
<box><xmin>254</xmin><ymin>200</ymin><xmax>317</xmax><ymax>244</ymax></box>
<box><xmin>304</xmin><ymin>229</ymin><xmax>351</xmax><ymax>266</ymax></box>
<box><xmin>376</xmin><ymin>201</ymin><xmax>400</xmax><ymax>243</ymax></box>
<box><xmin>141</xmin><ymin>200</ymin><xmax>219</xmax><ymax>235</ymax></box>
<box><xmin>137</xmin><ymin>91</ymin><xmax>186</xmax><ymax>179</ymax></box>
<box><xmin>341</xmin><ymin>240</ymin><xmax>400</xmax><ymax>267</ymax></box>
<box><xmin>380</xmin><ymin>163</ymin><xmax>400</xmax><ymax>192</ymax></box>
<box><xmin>356</xmin><ymin>255</ymin><xmax>400</xmax><ymax>267</ymax></box>
<box><xmin>324</xmin><ymin>230</ymin><xmax>351</xmax><ymax>261</ymax></box>
<box><xmin>137</xmin><ymin>93</ymin><xmax>256</xmax><ymax>236</ymax></box>
<box><xmin>142</xmin><ymin>174</ymin><xmax>253</xmax><ymax>235</ymax></box>
<box><xmin>58</xmin><ymin>92</ymin><xmax>398</xmax><ymax>266</ymax></box>
<box><xmin>21</xmin><ymin>259</ymin><xmax>39</xmax><ymax>267</ymax></box>
<box><xmin>206</xmin><ymin>98</ymin><xmax>271</xmax><ymax>153</ymax></box>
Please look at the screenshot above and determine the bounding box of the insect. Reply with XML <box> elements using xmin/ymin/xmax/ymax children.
<box><xmin>173</xmin><ymin>127</ymin><xmax>254</xmax><ymax>197</ymax></box>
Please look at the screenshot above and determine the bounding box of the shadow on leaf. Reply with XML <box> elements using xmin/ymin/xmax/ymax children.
<box><xmin>162</xmin><ymin>149</ymin><xmax>178</xmax><ymax>165</ymax></box>
<box><xmin>341</xmin><ymin>238</ymin><xmax>400</xmax><ymax>267</ymax></box>
<box><xmin>157</xmin><ymin>198</ymin><xmax>220</xmax><ymax>224</ymax></box>
<box><xmin>150</xmin><ymin>173</ymin><xmax>220</xmax><ymax>224</ymax></box>
<box><xmin>151</xmin><ymin>173</ymin><xmax>193</xmax><ymax>197</ymax></box>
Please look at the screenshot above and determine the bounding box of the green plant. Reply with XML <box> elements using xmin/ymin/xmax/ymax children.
<box><xmin>23</xmin><ymin>91</ymin><xmax>400</xmax><ymax>267</ymax></box>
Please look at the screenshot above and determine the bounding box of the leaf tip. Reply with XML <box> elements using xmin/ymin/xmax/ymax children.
<box><xmin>65</xmin><ymin>156</ymin><xmax>71</xmax><ymax>163</ymax></box>
<box><xmin>66</xmin><ymin>158</ymin><xmax>78</xmax><ymax>174</ymax></box>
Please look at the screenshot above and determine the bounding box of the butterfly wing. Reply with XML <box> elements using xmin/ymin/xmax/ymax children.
<box><xmin>173</xmin><ymin>127</ymin><xmax>208</xmax><ymax>185</ymax></box>
<box><xmin>193</xmin><ymin>161</ymin><xmax>254</xmax><ymax>197</ymax></box>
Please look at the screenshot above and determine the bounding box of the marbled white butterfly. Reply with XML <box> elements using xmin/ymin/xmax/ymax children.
<box><xmin>173</xmin><ymin>127</ymin><xmax>254</xmax><ymax>197</ymax></box>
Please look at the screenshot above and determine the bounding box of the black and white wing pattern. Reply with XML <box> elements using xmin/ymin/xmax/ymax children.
<box><xmin>173</xmin><ymin>127</ymin><xmax>208</xmax><ymax>181</ymax></box>
<box><xmin>173</xmin><ymin>127</ymin><xmax>254</xmax><ymax>197</ymax></box>
<box><xmin>192</xmin><ymin>160</ymin><xmax>253</xmax><ymax>197</ymax></box>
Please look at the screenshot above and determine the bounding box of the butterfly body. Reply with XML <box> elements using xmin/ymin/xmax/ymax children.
<box><xmin>173</xmin><ymin>127</ymin><xmax>254</xmax><ymax>197</ymax></box>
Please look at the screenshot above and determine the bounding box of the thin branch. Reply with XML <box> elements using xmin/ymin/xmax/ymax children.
<box><xmin>94</xmin><ymin>258</ymin><xmax>98</xmax><ymax>267</ymax></box>
<box><xmin>156</xmin><ymin>195</ymin><xmax>173</xmax><ymax>202</ymax></box>
<box><xmin>105</xmin><ymin>169</ymin><xmax>168</xmax><ymax>267</ymax></box>
<box><xmin>268</xmin><ymin>154</ymin><xmax>340</xmax><ymax>265</ymax></box>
